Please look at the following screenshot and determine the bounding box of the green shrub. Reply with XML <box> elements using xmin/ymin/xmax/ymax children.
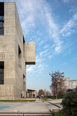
<box><xmin>46</xmin><ymin>96</ymin><xmax>56</xmax><ymax>99</ymax></box>
<box><xmin>47</xmin><ymin>94</ymin><xmax>67</xmax><ymax>99</ymax></box>
<box><xmin>51</xmin><ymin>111</ymin><xmax>65</xmax><ymax>116</ymax></box>
<box><xmin>57</xmin><ymin>94</ymin><xmax>65</xmax><ymax>99</ymax></box>
<box><xmin>61</xmin><ymin>91</ymin><xmax>77</xmax><ymax>116</ymax></box>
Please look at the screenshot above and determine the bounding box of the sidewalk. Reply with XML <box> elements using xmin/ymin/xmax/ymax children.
<box><xmin>48</xmin><ymin>99</ymin><xmax>63</xmax><ymax>110</ymax></box>
<box><xmin>0</xmin><ymin>102</ymin><xmax>50</xmax><ymax>113</ymax></box>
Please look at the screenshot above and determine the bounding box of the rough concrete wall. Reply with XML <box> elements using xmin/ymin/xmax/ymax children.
<box><xmin>14</xmin><ymin>3</ymin><xmax>26</xmax><ymax>99</ymax></box>
<box><xmin>0</xmin><ymin>3</ymin><xmax>16</xmax><ymax>100</ymax></box>
<box><xmin>25</xmin><ymin>42</ymin><xmax>35</xmax><ymax>64</ymax></box>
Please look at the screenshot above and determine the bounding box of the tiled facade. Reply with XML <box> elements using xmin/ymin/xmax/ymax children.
<box><xmin>0</xmin><ymin>2</ymin><xmax>35</xmax><ymax>100</ymax></box>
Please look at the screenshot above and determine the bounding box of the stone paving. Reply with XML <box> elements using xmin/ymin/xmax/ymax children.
<box><xmin>0</xmin><ymin>99</ymin><xmax>62</xmax><ymax>115</ymax></box>
<box><xmin>0</xmin><ymin>102</ymin><xmax>49</xmax><ymax>113</ymax></box>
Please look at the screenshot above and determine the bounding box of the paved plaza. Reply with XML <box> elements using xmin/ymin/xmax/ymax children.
<box><xmin>0</xmin><ymin>102</ymin><xmax>49</xmax><ymax>113</ymax></box>
<box><xmin>0</xmin><ymin>99</ymin><xmax>62</xmax><ymax>115</ymax></box>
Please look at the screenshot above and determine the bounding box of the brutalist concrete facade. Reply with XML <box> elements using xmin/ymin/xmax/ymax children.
<box><xmin>0</xmin><ymin>2</ymin><xmax>35</xmax><ymax>100</ymax></box>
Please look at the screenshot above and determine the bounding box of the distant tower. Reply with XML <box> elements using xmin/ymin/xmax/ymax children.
<box><xmin>0</xmin><ymin>2</ymin><xmax>35</xmax><ymax>100</ymax></box>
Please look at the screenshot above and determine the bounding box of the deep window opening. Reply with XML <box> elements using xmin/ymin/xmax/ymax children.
<box><xmin>23</xmin><ymin>36</ymin><xmax>25</xmax><ymax>58</ymax></box>
<box><xmin>23</xmin><ymin>36</ymin><xmax>25</xmax><ymax>43</ymax></box>
<box><xmin>18</xmin><ymin>45</ymin><xmax>22</xmax><ymax>68</ymax></box>
<box><xmin>23</xmin><ymin>75</ymin><xmax>25</xmax><ymax>91</ymax></box>
<box><xmin>0</xmin><ymin>2</ymin><xmax>4</xmax><ymax>35</ymax></box>
<box><xmin>0</xmin><ymin>62</ymin><xmax>4</xmax><ymax>84</ymax></box>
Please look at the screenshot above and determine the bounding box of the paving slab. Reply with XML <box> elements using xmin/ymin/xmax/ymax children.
<box><xmin>0</xmin><ymin>102</ymin><xmax>50</xmax><ymax>113</ymax></box>
<box><xmin>48</xmin><ymin>99</ymin><xmax>63</xmax><ymax>109</ymax></box>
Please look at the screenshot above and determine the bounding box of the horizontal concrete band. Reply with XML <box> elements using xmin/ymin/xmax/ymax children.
<box><xmin>0</xmin><ymin>112</ymin><xmax>51</xmax><ymax>115</ymax></box>
<box><xmin>0</xmin><ymin>115</ymin><xmax>51</xmax><ymax>116</ymax></box>
<box><xmin>0</xmin><ymin>111</ymin><xmax>51</xmax><ymax>113</ymax></box>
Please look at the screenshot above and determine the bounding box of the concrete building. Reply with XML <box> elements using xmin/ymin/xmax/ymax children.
<box><xmin>64</xmin><ymin>77</ymin><xmax>77</xmax><ymax>89</ymax></box>
<box><xmin>0</xmin><ymin>2</ymin><xmax>35</xmax><ymax>100</ymax></box>
<box><xmin>26</xmin><ymin>89</ymin><xmax>37</xmax><ymax>98</ymax></box>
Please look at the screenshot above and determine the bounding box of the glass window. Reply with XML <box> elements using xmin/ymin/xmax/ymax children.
<box><xmin>0</xmin><ymin>16</ymin><xmax>4</xmax><ymax>20</ymax></box>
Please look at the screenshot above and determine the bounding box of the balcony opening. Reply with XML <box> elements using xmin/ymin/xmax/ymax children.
<box><xmin>0</xmin><ymin>62</ymin><xmax>4</xmax><ymax>84</ymax></box>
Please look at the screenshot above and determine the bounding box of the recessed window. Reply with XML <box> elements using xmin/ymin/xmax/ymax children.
<box><xmin>0</xmin><ymin>62</ymin><xmax>4</xmax><ymax>84</ymax></box>
<box><xmin>23</xmin><ymin>36</ymin><xmax>25</xmax><ymax>43</ymax></box>
<box><xmin>0</xmin><ymin>3</ymin><xmax>4</xmax><ymax>35</ymax></box>
<box><xmin>23</xmin><ymin>75</ymin><xmax>25</xmax><ymax>91</ymax></box>
<box><xmin>18</xmin><ymin>45</ymin><xmax>21</xmax><ymax>55</ymax></box>
<box><xmin>18</xmin><ymin>45</ymin><xmax>22</xmax><ymax>68</ymax></box>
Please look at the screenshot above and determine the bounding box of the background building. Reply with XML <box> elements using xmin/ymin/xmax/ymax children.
<box><xmin>64</xmin><ymin>77</ymin><xmax>77</xmax><ymax>89</ymax></box>
<box><xmin>0</xmin><ymin>2</ymin><xmax>35</xmax><ymax>100</ymax></box>
<box><xmin>26</xmin><ymin>89</ymin><xmax>37</xmax><ymax>98</ymax></box>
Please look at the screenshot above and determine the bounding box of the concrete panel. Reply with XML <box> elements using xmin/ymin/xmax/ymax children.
<box><xmin>25</xmin><ymin>42</ymin><xmax>35</xmax><ymax>64</ymax></box>
<box><xmin>0</xmin><ymin>53</ymin><xmax>4</xmax><ymax>60</ymax></box>
<box><xmin>3</xmin><ymin>53</ymin><xmax>15</xmax><ymax>61</ymax></box>
<box><xmin>4</xmin><ymin>2</ymin><xmax>15</xmax><ymax>19</ymax></box>
<box><xmin>4</xmin><ymin>27</ymin><xmax>16</xmax><ymax>36</ymax></box>
<box><xmin>0</xmin><ymin>85</ymin><xmax>14</xmax><ymax>100</ymax></box>
<box><xmin>0</xmin><ymin>37</ymin><xmax>3</xmax><ymax>44</ymax></box>
<box><xmin>3</xmin><ymin>36</ymin><xmax>15</xmax><ymax>44</ymax></box>
<box><xmin>5</xmin><ymin>19</ymin><xmax>15</xmax><ymax>27</ymax></box>
<box><xmin>3</xmin><ymin>44</ymin><xmax>15</xmax><ymax>53</ymax></box>
<box><xmin>0</xmin><ymin>45</ymin><xmax>4</xmax><ymax>52</ymax></box>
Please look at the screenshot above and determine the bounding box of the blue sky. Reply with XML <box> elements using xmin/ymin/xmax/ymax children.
<box><xmin>1</xmin><ymin>0</ymin><xmax>77</xmax><ymax>92</ymax></box>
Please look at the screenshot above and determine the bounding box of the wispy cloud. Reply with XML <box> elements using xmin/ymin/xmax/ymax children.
<box><xmin>27</xmin><ymin>66</ymin><xmax>34</xmax><ymax>72</ymax></box>
<box><xmin>16</xmin><ymin>0</ymin><xmax>64</xmax><ymax>54</ymax></box>
<box><xmin>39</xmin><ymin>40</ymin><xmax>44</xmax><ymax>46</ymax></box>
<box><xmin>27</xmin><ymin>55</ymin><xmax>47</xmax><ymax>73</ymax></box>
<box><xmin>62</xmin><ymin>0</ymin><xmax>70</xmax><ymax>3</ymax></box>
<box><xmin>42</xmin><ymin>2</ymin><xmax>63</xmax><ymax>54</ymax></box>
<box><xmin>60</xmin><ymin>13</ymin><xmax>77</xmax><ymax>37</ymax></box>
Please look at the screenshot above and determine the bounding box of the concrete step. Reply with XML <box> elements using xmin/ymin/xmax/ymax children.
<box><xmin>0</xmin><ymin>112</ymin><xmax>51</xmax><ymax>116</ymax></box>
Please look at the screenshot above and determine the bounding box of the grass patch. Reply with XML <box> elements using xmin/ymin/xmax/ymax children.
<box><xmin>51</xmin><ymin>111</ymin><xmax>65</xmax><ymax>116</ymax></box>
<box><xmin>41</xmin><ymin>97</ymin><xmax>48</xmax><ymax>102</ymax></box>
<box><xmin>0</xmin><ymin>99</ymin><xmax>36</xmax><ymax>102</ymax></box>
<box><xmin>41</xmin><ymin>97</ymin><xmax>53</xmax><ymax>102</ymax></box>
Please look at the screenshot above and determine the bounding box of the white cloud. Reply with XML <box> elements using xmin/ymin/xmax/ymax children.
<box><xmin>62</xmin><ymin>0</ymin><xmax>76</xmax><ymax>3</ymax></box>
<box><xmin>74</xmin><ymin>14</ymin><xmax>77</xmax><ymax>20</ymax></box>
<box><xmin>55</xmin><ymin>46</ymin><xmax>61</xmax><ymax>53</ymax></box>
<box><xmin>43</xmin><ymin>3</ymin><xmax>63</xmax><ymax>54</ymax></box>
<box><xmin>21</xmin><ymin>16</ymin><xmax>35</xmax><ymax>35</ymax></box>
<box><xmin>62</xmin><ymin>0</ymin><xmax>70</xmax><ymax>3</ymax></box>
<box><xmin>4</xmin><ymin>0</ymin><xmax>64</xmax><ymax>54</ymax></box>
<box><xmin>60</xmin><ymin>13</ymin><xmax>77</xmax><ymax>36</ymax></box>
<box><xmin>27</xmin><ymin>66</ymin><xmax>34</xmax><ymax>72</ymax></box>
<box><xmin>39</xmin><ymin>40</ymin><xmax>44</xmax><ymax>46</ymax></box>
<box><xmin>44</xmin><ymin>45</ymin><xmax>49</xmax><ymax>49</ymax></box>
<box><xmin>15</xmin><ymin>0</ymin><xmax>63</xmax><ymax>54</ymax></box>
<box><xmin>27</xmin><ymin>54</ymin><xmax>46</xmax><ymax>73</ymax></box>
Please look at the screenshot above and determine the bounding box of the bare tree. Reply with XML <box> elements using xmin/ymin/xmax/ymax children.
<box><xmin>49</xmin><ymin>71</ymin><xmax>66</xmax><ymax>99</ymax></box>
<box><xmin>38</xmin><ymin>89</ymin><xmax>45</xmax><ymax>96</ymax></box>
<box><xmin>45</xmin><ymin>90</ymin><xmax>51</xmax><ymax>96</ymax></box>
